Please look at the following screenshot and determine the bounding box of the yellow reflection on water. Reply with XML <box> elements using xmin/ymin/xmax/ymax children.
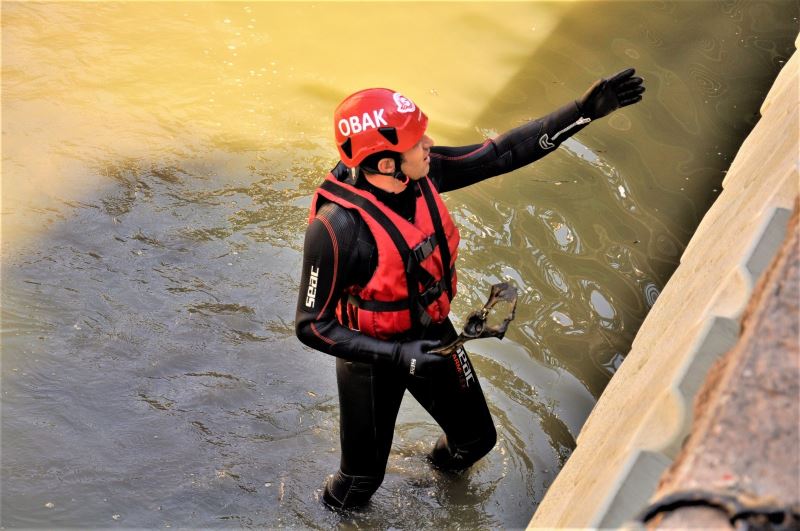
<box><xmin>2</xmin><ymin>2</ymin><xmax>569</xmax><ymax>249</ymax></box>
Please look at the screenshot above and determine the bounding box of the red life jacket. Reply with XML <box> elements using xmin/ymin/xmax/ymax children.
<box><xmin>309</xmin><ymin>172</ymin><xmax>459</xmax><ymax>339</ymax></box>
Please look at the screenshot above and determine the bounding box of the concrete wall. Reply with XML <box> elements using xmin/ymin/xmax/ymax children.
<box><xmin>647</xmin><ymin>202</ymin><xmax>798</xmax><ymax>529</ymax></box>
<box><xmin>529</xmin><ymin>33</ymin><xmax>799</xmax><ymax>529</ymax></box>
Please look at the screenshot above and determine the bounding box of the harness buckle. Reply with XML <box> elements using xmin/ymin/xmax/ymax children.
<box><xmin>417</xmin><ymin>304</ymin><xmax>433</xmax><ymax>328</ymax></box>
<box><xmin>412</xmin><ymin>234</ymin><xmax>438</xmax><ymax>264</ymax></box>
<box><xmin>419</xmin><ymin>279</ymin><xmax>443</xmax><ymax>305</ymax></box>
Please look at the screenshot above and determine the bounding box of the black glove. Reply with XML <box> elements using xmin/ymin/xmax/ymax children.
<box><xmin>392</xmin><ymin>339</ymin><xmax>447</xmax><ymax>379</ymax></box>
<box><xmin>577</xmin><ymin>68</ymin><xmax>645</xmax><ymax>120</ymax></box>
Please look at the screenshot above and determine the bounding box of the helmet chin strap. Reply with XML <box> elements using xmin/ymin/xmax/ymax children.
<box><xmin>359</xmin><ymin>154</ymin><xmax>409</xmax><ymax>186</ymax></box>
<box><xmin>360</xmin><ymin>168</ymin><xmax>409</xmax><ymax>186</ymax></box>
<box><xmin>385</xmin><ymin>154</ymin><xmax>409</xmax><ymax>186</ymax></box>
<box><xmin>391</xmin><ymin>170</ymin><xmax>410</xmax><ymax>186</ymax></box>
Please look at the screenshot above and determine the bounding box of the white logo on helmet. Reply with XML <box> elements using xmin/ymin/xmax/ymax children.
<box><xmin>393</xmin><ymin>92</ymin><xmax>416</xmax><ymax>114</ymax></box>
<box><xmin>337</xmin><ymin>109</ymin><xmax>389</xmax><ymax>137</ymax></box>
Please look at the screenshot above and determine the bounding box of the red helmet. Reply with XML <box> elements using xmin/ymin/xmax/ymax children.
<box><xmin>333</xmin><ymin>88</ymin><xmax>428</xmax><ymax>168</ymax></box>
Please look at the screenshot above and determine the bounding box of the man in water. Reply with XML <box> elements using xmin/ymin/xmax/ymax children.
<box><xmin>295</xmin><ymin>69</ymin><xmax>644</xmax><ymax>510</ymax></box>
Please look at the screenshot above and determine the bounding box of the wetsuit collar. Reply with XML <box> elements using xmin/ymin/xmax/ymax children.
<box><xmin>356</xmin><ymin>172</ymin><xmax>417</xmax><ymax>222</ymax></box>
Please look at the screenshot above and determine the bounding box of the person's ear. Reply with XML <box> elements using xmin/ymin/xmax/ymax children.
<box><xmin>377</xmin><ymin>157</ymin><xmax>395</xmax><ymax>174</ymax></box>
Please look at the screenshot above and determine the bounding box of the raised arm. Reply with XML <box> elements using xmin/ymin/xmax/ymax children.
<box><xmin>429</xmin><ymin>101</ymin><xmax>587</xmax><ymax>193</ymax></box>
<box><xmin>430</xmin><ymin>68</ymin><xmax>645</xmax><ymax>193</ymax></box>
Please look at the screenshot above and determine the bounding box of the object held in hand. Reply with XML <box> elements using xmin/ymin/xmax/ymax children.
<box><xmin>431</xmin><ymin>282</ymin><xmax>519</xmax><ymax>356</ymax></box>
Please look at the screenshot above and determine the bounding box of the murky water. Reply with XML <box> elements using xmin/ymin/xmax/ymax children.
<box><xmin>2</xmin><ymin>1</ymin><xmax>796</xmax><ymax>528</ymax></box>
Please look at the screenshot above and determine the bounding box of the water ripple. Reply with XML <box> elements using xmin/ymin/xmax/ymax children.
<box><xmin>688</xmin><ymin>61</ymin><xmax>727</xmax><ymax>99</ymax></box>
<box><xmin>643</xmin><ymin>281</ymin><xmax>661</xmax><ymax>308</ymax></box>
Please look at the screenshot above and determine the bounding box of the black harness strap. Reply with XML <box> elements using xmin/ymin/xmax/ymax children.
<box><xmin>348</xmin><ymin>266</ymin><xmax>455</xmax><ymax>313</ymax></box>
<box><xmin>418</xmin><ymin>178</ymin><xmax>454</xmax><ymax>301</ymax></box>
<box><xmin>349</xmin><ymin>294</ymin><xmax>407</xmax><ymax>312</ymax></box>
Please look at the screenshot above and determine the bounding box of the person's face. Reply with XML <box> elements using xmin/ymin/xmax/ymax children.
<box><xmin>400</xmin><ymin>134</ymin><xmax>434</xmax><ymax>180</ymax></box>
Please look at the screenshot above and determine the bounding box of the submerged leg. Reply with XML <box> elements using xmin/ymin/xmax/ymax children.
<box><xmin>428</xmin><ymin>430</ymin><xmax>496</xmax><ymax>471</ymax></box>
<box><xmin>323</xmin><ymin>357</ymin><xmax>406</xmax><ymax>510</ymax></box>
<box><xmin>409</xmin><ymin>321</ymin><xmax>497</xmax><ymax>471</ymax></box>
<box><xmin>322</xmin><ymin>470</ymin><xmax>384</xmax><ymax>510</ymax></box>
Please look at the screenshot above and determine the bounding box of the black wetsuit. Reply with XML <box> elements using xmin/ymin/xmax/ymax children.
<box><xmin>295</xmin><ymin>101</ymin><xmax>589</xmax><ymax>509</ymax></box>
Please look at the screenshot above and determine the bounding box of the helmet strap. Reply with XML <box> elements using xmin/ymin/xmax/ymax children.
<box><xmin>392</xmin><ymin>170</ymin><xmax>410</xmax><ymax>186</ymax></box>
<box><xmin>359</xmin><ymin>167</ymin><xmax>409</xmax><ymax>186</ymax></box>
<box><xmin>389</xmin><ymin>153</ymin><xmax>409</xmax><ymax>185</ymax></box>
<box><xmin>359</xmin><ymin>152</ymin><xmax>409</xmax><ymax>186</ymax></box>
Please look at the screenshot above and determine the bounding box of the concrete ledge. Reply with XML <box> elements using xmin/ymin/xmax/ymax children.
<box><xmin>529</xmin><ymin>33</ymin><xmax>799</xmax><ymax>529</ymax></box>
<box><xmin>642</xmin><ymin>202</ymin><xmax>799</xmax><ymax>530</ymax></box>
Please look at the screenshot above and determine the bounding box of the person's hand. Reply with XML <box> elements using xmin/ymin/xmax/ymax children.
<box><xmin>392</xmin><ymin>339</ymin><xmax>447</xmax><ymax>379</ymax></box>
<box><xmin>577</xmin><ymin>68</ymin><xmax>645</xmax><ymax>120</ymax></box>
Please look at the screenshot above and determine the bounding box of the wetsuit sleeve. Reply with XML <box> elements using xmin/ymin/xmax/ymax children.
<box><xmin>295</xmin><ymin>203</ymin><xmax>399</xmax><ymax>364</ymax></box>
<box><xmin>429</xmin><ymin>101</ymin><xmax>590</xmax><ymax>193</ymax></box>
